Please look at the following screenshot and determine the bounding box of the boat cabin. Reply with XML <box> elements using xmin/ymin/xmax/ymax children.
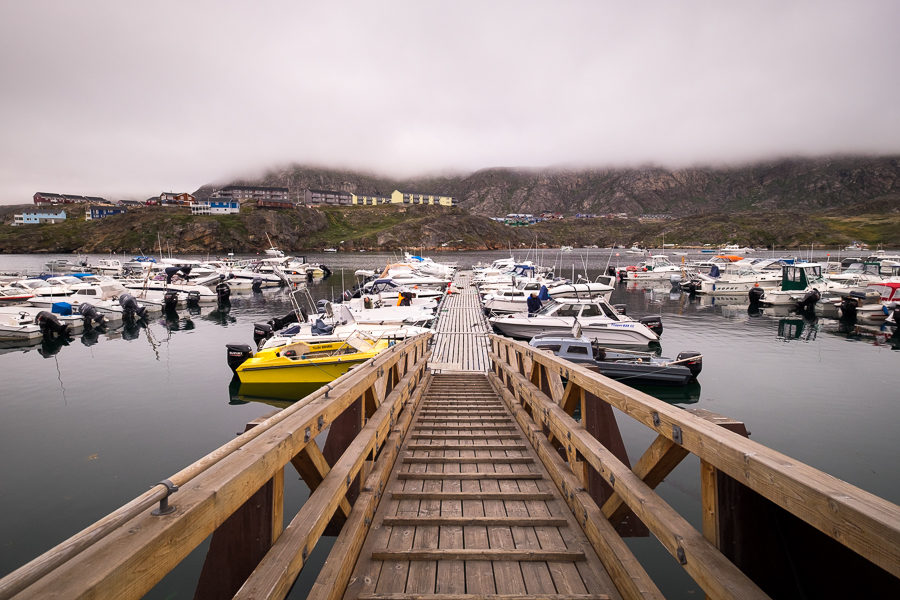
<box><xmin>780</xmin><ymin>263</ymin><xmax>824</xmax><ymax>291</ymax></box>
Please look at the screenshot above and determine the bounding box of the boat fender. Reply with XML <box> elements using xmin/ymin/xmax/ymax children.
<box><xmin>675</xmin><ymin>351</ymin><xmax>703</xmax><ymax>378</ymax></box>
<box><xmin>226</xmin><ymin>343</ymin><xmax>253</xmax><ymax>372</ymax></box>
<box><xmin>35</xmin><ymin>310</ymin><xmax>70</xmax><ymax>338</ymax></box>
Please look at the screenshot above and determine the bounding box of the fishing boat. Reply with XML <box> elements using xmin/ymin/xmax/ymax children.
<box><xmin>226</xmin><ymin>334</ymin><xmax>387</xmax><ymax>395</ymax></box>
<box><xmin>529</xmin><ymin>333</ymin><xmax>701</xmax><ymax>386</ymax></box>
<box><xmin>489</xmin><ymin>297</ymin><xmax>662</xmax><ymax>347</ymax></box>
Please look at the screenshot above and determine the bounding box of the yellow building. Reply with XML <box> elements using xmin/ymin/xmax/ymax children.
<box><xmin>350</xmin><ymin>193</ymin><xmax>392</xmax><ymax>205</ymax></box>
<box><xmin>389</xmin><ymin>190</ymin><xmax>456</xmax><ymax>206</ymax></box>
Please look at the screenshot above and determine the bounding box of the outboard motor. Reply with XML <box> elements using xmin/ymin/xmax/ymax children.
<box><xmin>79</xmin><ymin>302</ymin><xmax>106</xmax><ymax>327</ymax></box>
<box><xmin>639</xmin><ymin>315</ymin><xmax>664</xmax><ymax>336</ymax></box>
<box><xmin>251</xmin><ymin>277</ymin><xmax>263</xmax><ymax>292</ymax></box>
<box><xmin>316</xmin><ymin>299</ymin><xmax>330</xmax><ymax>313</ymax></box>
<box><xmin>269</xmin><ymin>310</ymin><xmax>299</xmax><ymax>331</ymax></box>
<box><xmin>226</xmin><ymin>343</ymin><xmax>253</xmax><ymax>372</ymax></box>
<box><xmin>607</xmin><ymin>266</ymin><xmax>616</xmax><ymax>278</ymax></box>
<box><xmin>796</xmin><ymin>288</ymin><xmax>821</xmax><ymax>313</ymax></box>
<box><xmin>35</xmin><ymin>311</ymin><xmax>70</xmax><ymax>338</ymax></box>
<box><xmin>216</xmin><ymin>281</ymin><xmax>231</xmax><ymax>304</ymax></box>
<box><xmin>839</xmin><ymin>296</ymin><xmax>858</xmax><ymax>321</ymax></box>
<box><xmin>748</xmin><ymin>286</ymin><xmax>765</xmax><ymax>305</ymax></box>
<box><xmin>186</xmin><ymin>290</ymin><xmax>201</xmax><ymax>307</ymax></box>
<box><xmin>886</xmin><ymin>303</ymin><xmax>900</xmax><ymax>327</ymax></box>
<box><xmin>675</xmin><ymin>351</ymin><xmax>703</xmax><ymax>379</ymax></box>
<box><xmin>119</xmin><ymin>293</ymin><xmax>147</xmax><ymax>319</ymax></box>
<box><xmin>321</xmin><ymin>264</ymin><xmax>332</xmax><ymax>278</ymax></box>
<box><xmin>669</xmin><ymin>273</ymin><xmax>683</xmax><ymax>291</ymax></box>
<box><xmin>252</xmin><ymin>322</ymin><xmax>274</xmax><ymax>346</ymax></box>
<box><xmin>163</xmin><ymin>290</ymin><xmax>179</xmax><ymax>312</ymax></box>
<box><xmin>164</xmin><ymin>266</ymin><xmax>181</xmax><ymax>284</ymax></box>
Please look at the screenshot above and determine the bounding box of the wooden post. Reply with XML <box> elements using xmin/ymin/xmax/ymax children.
<box><xmin>193</xmin><ymin>416</ymin><xmax>285</xmax><ymax>600</ymax></box>
<box><xmin>582</xmin><ymin>390</ymin><xmax>648</xmax><ymax>537</ymax></box>
<box><xmin>322</xmin><ymin>394</ymin><xmax>363</xmax><ymax>533</ymax></box>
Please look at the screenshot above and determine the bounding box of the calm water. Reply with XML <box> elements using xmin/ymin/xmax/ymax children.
<box><xmin>0</xmin><ymin>251</ymin><xmax>897</xmax><ymax>598</ymax></box>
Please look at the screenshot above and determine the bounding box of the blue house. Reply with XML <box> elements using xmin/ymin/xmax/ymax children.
<box><xmin>12</xmin><ymin>210</ymin><xmax>67</xmax><ymax>226</ymax></box>
<box><xmin>86</xmin><ymin>206</ymin><xmax>127</xmax><ymax>220</ymax></box>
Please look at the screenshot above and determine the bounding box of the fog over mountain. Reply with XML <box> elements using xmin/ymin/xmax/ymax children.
<box><xmin>0</xmin><ymin>1</ymin><xmax>898</xmax><ymax>204</ymax></box>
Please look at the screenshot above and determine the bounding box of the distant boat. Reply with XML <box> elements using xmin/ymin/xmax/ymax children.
<box><xmin>323</xmin><ymin>248</ymin><xmax>338</xmax><ymax>253</ymax></box>
<box><xmin>560</xmin><ymin>245</ymin><xmax>573</xmax><ymax>252</ymax></box>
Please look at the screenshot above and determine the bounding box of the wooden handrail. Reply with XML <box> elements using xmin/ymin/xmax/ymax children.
<box><xmin>489</xmin><ymin>335</ymin><xmax>900</xmax><ymax>580</ymax></box>
<box><xmin>0</xmin><ymin>334</ymin><xmax>431</xmax><ymax>600</ymax></box>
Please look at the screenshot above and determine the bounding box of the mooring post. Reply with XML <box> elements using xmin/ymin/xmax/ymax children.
<box><xmin>194</xmin><ymin>413</ymin><xmax>285</xmax><ymax>600</ymax></box>
<box><xmin>582</xmin><ymin>390</ymin><xmax>649</xmax><ymax>537</ymax></box>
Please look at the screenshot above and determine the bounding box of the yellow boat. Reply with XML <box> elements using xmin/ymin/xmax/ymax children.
<box><xmin>234</xmin><ymin>336</ymin><xmax>387</xmax><ymax>395</ymax></box>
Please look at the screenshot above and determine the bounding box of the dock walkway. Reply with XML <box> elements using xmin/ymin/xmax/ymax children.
<box><xmin>344</xmin><ymin>372</ymin><xmax>618</xmax><ymax>599</ymax></box>
<box><xmin>428</xmin><ymin>271</ymin><xmax>491</xmax><ymax>372</ymax></box>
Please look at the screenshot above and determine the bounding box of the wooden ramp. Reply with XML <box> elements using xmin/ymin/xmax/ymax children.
<box><xmin>343</xmin><ymin>372</ymin><xmax>620</xmax><ymax>600</ymax></box>
<box><xmin>429</xmin><ymin>271</ymin><xmax>491</xmax><ymax>372</ymax></box>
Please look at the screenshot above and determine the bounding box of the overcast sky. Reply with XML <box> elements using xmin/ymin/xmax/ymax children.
<box><xmin>0</xmin><ymin>1</ymin><xmax>897</xmax><ymax>204</ymax></box>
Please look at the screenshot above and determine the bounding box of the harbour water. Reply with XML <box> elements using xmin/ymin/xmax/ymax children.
<box><xmin>0</xmin><ymin>251</ymin><xmax>897</xmax><ymax>598</ymax></box>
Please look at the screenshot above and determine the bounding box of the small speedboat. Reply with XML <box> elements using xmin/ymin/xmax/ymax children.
<box><xmin>226</xmin><ymin>334</ymin><xmax>388</xmax><ymax>396</ymax></box>
<box><xmin>529</xmin><ymin>334</ymin><xmax>701</xmax><ymax>386</ymax></box>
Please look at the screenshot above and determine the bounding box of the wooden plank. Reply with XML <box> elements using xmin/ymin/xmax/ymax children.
<box><xmin>290</xmin><ymin>442</ymin><xmax>352</xmax><ymax>518</ymax></box>
<box><xmin>371</xmin><ymin>550</ymin><xmax>585</xmax><ymax>561</ymax></box>
<box><xmin>406</xmin><ymin>444</ymin><xmax>528</xmax><ymax>450</ymax></box>
<box><xmin>397</xmin><ymin>472</ymin><xmax>542</xmax><ymax>480</ymax></box>
<box><xmin>401</xmin><ymin>457</ymin><xmax>534</xmax><ymax>465</ymax></box>
<box><xmin>382</xmin><ymin>517</ymin><xmax>569</xmax><ymax>527</ymax></box>
<box><xmin>357</xmin><ymin>594</ymin><xmax>610</xmax><ymax>600</ymax></box>
<box><xmin>392</xmin><ymin>491</ymin><xmax>552</xmax><ymax>500</ymax></box>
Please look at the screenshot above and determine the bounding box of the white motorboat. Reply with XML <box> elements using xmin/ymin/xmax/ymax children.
<box><xmin>489</xmin><ymin>297</ymin><xmax>662</xmax><ymax>347</ymax></box>
<box><xmin>483</xmin><ymin>278</ymin><xmax>615</xmax><ymax>314</ymax></box>
<box><xmin>689</xmin><ymin>260</ymin><xmax>784</xmax><ymax>295</ymax></box>
<box><xmin>753</xmin><ymin>263</ymin><xmax>861</xmax><ymax>309</ymax></box>
<box><xmin>622</xmin><ymin>255</ymin><xmax>686</xmax><ymax>281</ymax></box>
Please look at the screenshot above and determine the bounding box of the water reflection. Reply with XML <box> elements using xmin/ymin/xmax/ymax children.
<box><xmin>633</xmin><ymin>382</ymin><xmax>701</xmax><ymax>405</ymax></box>
<box><xmin>777</xmin><ymin>317</ymin><xmax>819</xmax><ymax>342</ymax></box>
<box><xmin>227</xmin><ymin>376</ymin><xmax>310</xmax><ymax>408</ymax></box>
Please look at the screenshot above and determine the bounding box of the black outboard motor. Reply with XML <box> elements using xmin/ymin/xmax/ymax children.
<box><xmin>675</xmin><ymin>351</ymin><xmax>703</xmax><ymax>379</ymax></box>
<box><xmin>226</xmin><ymin>343</ymin><xmax>253</xmax><ymax>372</ymax></box>
<box><xmin>748</xmin><ymin>286</ymin><xmax>765</xmax><ymax>305</ymax></box>
<box><xmin>269</xmin><ymin>310</ymin><xmax>299</xmax><ymax>331</ymax></box>
<box><xmin>321</xmin><ymin>264</ymin><xmax>332</xmax><ymax>279</ymax></box>
<box><xmin>186</xmin><ymin>290</ymin><xmax>201</xmax><ymax>306</ymax></box>
<box><xmin>119</xmin><ymin>293</ymin><xmax>147</xmax><ymax>319</ymax></box>
<box><xmin>252</xmin><ymin>322</ymin><xmax>274</xmax><ymax>346</ymax></box>
<box><xmin>839</xmin><ymin>296</ymin><xmax>858</xmax><ymax>321</ymax></box>
<box><xmin>35</xmin><ymin>311</ymin><xmax>70</xmax><ymax>338</ymax></box>
<box><xmin>639</xmin><ymin>315</ymin><xmax>664</xmax><ymax>336</ymax></box>
<box><xmin>607</xmin><ymin>266</ymin><xmax>616</xmax><ymax>278</ymax></box>
<box><xmin>163</xmin><ymin>290</ymin><xmax>179</xmax><ymax>312</ymax></box>
<box><xmin>316</xmin><ymin>299</ymin><xmax>330</xmax><ymax>313</ymax></box>
<box><xmin>251</xmin><ymin>277</ymin><xmax>263</xmax><ymax>293</ymax></box>
<box><xmin>164</xmin><ymin>266</ymin><xmax>181</xmax><ymax>284</ymax></box>
<box><xmin>216</xmin><ymin>281</ymin><xmax>231</xmax><ymax>304</ymax></box>
<box><xmin>79</xmin><ymin>302</ymin><xmax>106</xmax><ymax>327</ymax></box>
<box><xmin>796</xmin><ymin>288</ymin><xmax>821</xmax><ymax>313</ymax></box>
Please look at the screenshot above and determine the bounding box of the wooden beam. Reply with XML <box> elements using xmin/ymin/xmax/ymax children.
<box><xmin>290</xmin><ymin>442</ymin><xmax>352</xmax><ymax>519</ymax></box>
<box><xmin>491</xmin><ymin>352</ymin><xmax>770</xmax><ymax>600</ymax></box>
<box><xmin>491</xmin><ymin>336</ymin><xmax>900</xmax><ymax>578</ymax></box>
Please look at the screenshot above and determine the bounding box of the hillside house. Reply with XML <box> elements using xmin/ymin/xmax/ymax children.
<box><xmin>305</xmin><ymin>189</ymin><xmax>353</xmax><ymax>205</ymax></box>
<box><xmin>13</xmin><ymin>210</ymin><xmax>67</xmax><ymax>225</ymax></box>
<box><xmin>86</xmin><ymin>206</ymin><xmax>127</xmax><ymax>220</ymax></box>
<box><xmin>213</xmin><ymin>185</ymin><xmax>289</xmax><ymax>202</ymax></box>
<box><xmin>159</xmin><ymin>192</ymin><xmax>195</xmax><ymax>205</ymax></box>
<box><xmin>190</xmin><ymin>199</ymin><xmax>240</xmax><ymax>215</ymax></box>
<box><xmin>390</xmin><ymin>190</ymin><xmax>456</xmax><ymax>206</ymax></box>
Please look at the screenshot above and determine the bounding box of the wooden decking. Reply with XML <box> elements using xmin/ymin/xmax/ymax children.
<box><xmin>428</xmin><ymin>271</ymin><xmax>491</xmax><ymax>372</ymax></box>
<box><xmin>343</xmin><ymin>372</ymin><xmax>619</xmax><ymax>599</ymax></box>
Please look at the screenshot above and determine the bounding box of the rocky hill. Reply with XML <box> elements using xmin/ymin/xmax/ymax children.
<box><xmin>199</xmin><ymin>156</ymin><xmax>900</xmax><ymax>217</ymax></box>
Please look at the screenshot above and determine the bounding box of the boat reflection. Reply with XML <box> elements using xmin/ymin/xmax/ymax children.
<box><xmin>631</xmin><ymin>381</ymin><xmax>701</xmax><ymax>405</ymax></box>
<box><xmin>227</xmin><ymin>376</ymin><xmax>322</xmax><ymax>408</ymax></box>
